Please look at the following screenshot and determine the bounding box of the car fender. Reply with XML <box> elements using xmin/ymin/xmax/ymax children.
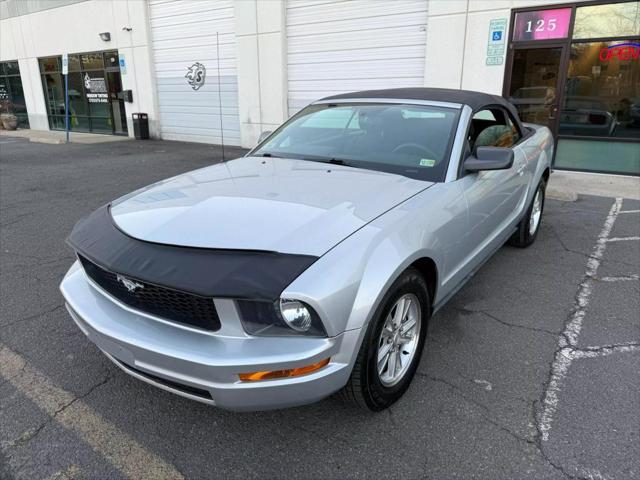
<box><xmin>282</xmin><ymin>183</ymin><xmax>470</xmax><ymax>340</ymax></box>
<box><xmin>282</xmin><ymin>219</ymin><xmax>442</xmax><ymax>372</ymax></box>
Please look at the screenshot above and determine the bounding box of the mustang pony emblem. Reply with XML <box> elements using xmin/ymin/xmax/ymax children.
<box><xmin>185</xmin><ymin>62</ymin><xmax>206</xmax><ymax>91</ymax></box>
<box><xmin>116</xmin><ymin>274</ymin><xmax>144</xmax><ymax>293</ymax></box>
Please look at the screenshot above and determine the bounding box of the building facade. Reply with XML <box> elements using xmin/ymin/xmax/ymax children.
<box><xmin>1</xmin><ymin>0</ymin><xmax>638</xmax><ymax>175</ymax></box>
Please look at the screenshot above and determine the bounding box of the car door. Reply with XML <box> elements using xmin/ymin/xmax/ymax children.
<box><xmin>457</xmin><ymin>108</ymin><xmax>529</xmax><ymax>269</ymax></box>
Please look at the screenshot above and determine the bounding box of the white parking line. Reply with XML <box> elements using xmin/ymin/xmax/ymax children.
<box><xmin>606</xmin><ymin>236</ymin><xmax>640</xmax><ymax>242</ymax></box>
<box><xmin>538</xmin><ymin>198</ymin><xmax>623</xmax><ymax>442</ymax></box>
<box><xmin>619</xmin><ymin>210</ymin><xmax>640</xmax><ymax>214</ymax></box>
<box><xmin>599</xmin><ymin>274</ymin><xmax>640</xmax><ymax>282</ymax></box>
<box><xmin>0</xmin><ymin>344</ymin><xmax>184</xmax><ymax>480</ymax></box>
<box><xmin>573</xmin><ymin>344</ymin><xmax>640</xmax><ymax>359</ymax></box>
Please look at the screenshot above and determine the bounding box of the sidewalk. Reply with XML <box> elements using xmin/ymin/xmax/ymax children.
<box><xmin>548</xmin><ymin>170</ymin><xmax>640</xmax><ymax>201</ymax></box>
<box><xmin>0</xmin><ymin>128</ymin><xmax>131</xmax><ymax>145</ymax></box>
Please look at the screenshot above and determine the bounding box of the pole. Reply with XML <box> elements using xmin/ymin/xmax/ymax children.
<box><xmin>216</xmin><ymin>31</ymin><xmax>225</xmax><ymax>161</ymax></box>
<box><xmin>65</xmin><ymin>73</ymin><xmax>69</xmax><ymax>143</ymax></box>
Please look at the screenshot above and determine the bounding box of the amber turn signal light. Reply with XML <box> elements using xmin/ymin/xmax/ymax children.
<box><xmin>239</xmin><ymin>358</ymin><xmax>330</xmax><ymax>382</ymax></box>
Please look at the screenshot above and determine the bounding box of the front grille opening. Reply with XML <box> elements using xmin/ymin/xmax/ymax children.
<box><xmin>78</xmin><ymin>255</ymin><xmax>221</xmax><ymax>332</ymax></box>
<box><xmin>117</xmin><ymin>359</ymin><xmax>213</xmax><ymax>401</ymax></box>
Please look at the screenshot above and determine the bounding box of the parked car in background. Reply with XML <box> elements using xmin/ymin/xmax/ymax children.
<box><xmin>60</xmin><ymin>88</ymin><xmax>553</xmax><ymax>412</ymax></box>
<box><xmin>559</xmin><ymin>96</ymin><xmax>617</xmax><ymax>137</ymax></box>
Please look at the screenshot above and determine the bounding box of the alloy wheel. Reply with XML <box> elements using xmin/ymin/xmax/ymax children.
<box><xmin>376</xmin><ymin>293</ymin><xmax>421</xmax><ymax>387</ymax></box>
<box><xmin>529</xmin><ymin>187</ymin><xmax>543</xmax><ymax>236</ymax></box>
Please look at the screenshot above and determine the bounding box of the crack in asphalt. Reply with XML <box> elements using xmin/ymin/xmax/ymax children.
<box><xmin>0</xmin><ymin>303</ymin><xmax>64</xmax><ymax>330</ymax></box>
<box><xmin>453</xmin><ymin>306</ymin><xmax>560</xmax><ymax>337</ymax></box>
<box><xmin>5</xmin><ymin>373</ymin><xmax>112</xmax><ymax>450</ymax></box>
<box><xmin>416</xmin><ymin>372</ymin><xmax>579</xmax><ymax>479</ymax></box>
<box><xmin>547</xmin><ymin>224</ymin><xmax>638</xmax><ymax>270</ymax></box>
<box><xmin>548</xmin><ymin>225</ymin><xmax>594</xmax><ymax>260</ymax></box>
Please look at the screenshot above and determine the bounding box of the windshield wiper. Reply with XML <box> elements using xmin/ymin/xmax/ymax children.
<box><xmin>326</xmin><ymin>158</ymin><xmax>346</xmax><ymax>165</ymax></box>
<box><xmin>304</xmin><ymin>157</ymin><xmax>352</xmax><ymax>166</ymax></box>
<box><xmin>257</xmin><ymin>152</ymin><xmax>283</xmax><ymax>158</ymax></box>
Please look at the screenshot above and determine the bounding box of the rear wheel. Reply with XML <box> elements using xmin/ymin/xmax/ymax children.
<box><xmin>340</xmin><ymin>268</ymin><xmax>430</xmax><ymax>411</ymax></box>
<box><xmin>509</xmin><ymin>178</ymin><xmax>546</xmax><ymax>248</ymax></box>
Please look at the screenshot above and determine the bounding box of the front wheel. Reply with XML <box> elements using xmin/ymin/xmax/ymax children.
<box><xmin>340</xmin><ymin>268</ymin><xmax>430</xmax><ymax>411</ymax></box>
<box><xmin>509</xmin><ymin>178</ymin><xmax>546</xmax><ymax>248</ymax></box>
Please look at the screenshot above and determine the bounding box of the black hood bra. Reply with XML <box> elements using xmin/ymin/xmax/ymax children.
<box><xmin>67</xmin><ymin>205</ymin><xmax>318</xmax><ymax>301</ymax></box>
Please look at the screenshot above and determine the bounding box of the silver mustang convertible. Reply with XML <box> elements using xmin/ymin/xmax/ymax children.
<box><xmin>60</xmin><ymin>88</ymin><xmax>552</xmax><ymax>411</ymax></box>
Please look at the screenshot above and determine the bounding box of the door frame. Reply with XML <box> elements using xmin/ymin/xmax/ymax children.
<box><xmin>503</xmin><ymin>41</ymin><xmax>570</xmax><ymax>140</ymax></box>
<box><xmin>104</xmin><ymin>66</ymin><xmax>128</xmax><ymax>136</ymax></box>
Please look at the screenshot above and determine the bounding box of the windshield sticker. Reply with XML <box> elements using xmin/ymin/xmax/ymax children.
<box><xmin>419</xmin><ymin>159</ymin><xmax>436</xmax><ymax>167</ymax></box>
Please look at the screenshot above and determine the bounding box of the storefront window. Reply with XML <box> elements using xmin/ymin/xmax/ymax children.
<box><xmin>81</xmin><ymin>53</ymin><xmax>103</xmax><ymax>70</ymax></box>
<box><xmin>68</xmin><ymin>54</ymin><xmax>81</xmax><ymax>72</ymax></box>
<box><xmin>560</xmin><ymin>40</ymin><xmax>639</xmax><ymax>139</ymax></box>
<box><xmin>39</xmin><ymin>57</ymin><xmax>60</xmax><ymax>73</ymax></box>
<box><xmin>0</xmin><ymin>60</ymin><xmax>30</xmax><ymax>128</ymax></box>
<box><xmin>573</xmin><ymin>2</ymin><xmax>640</xmax><ymax>40</ymax></box>
<box><xmin>507</xmin><ymin>2</ymin><xmax>639</xmax><ymax>175</ymax></box>
<box><xmin>38</xmin><ymin>50</ymin><xmax>126</xmax><ymax>135</ymax></box>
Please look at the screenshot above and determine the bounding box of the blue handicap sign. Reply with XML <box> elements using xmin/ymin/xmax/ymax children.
<box><xmin>492</xmin><ymin>31</ymin><xmax>502</xmax><ymax>41</ymax></box>
<box><xmin>120</xmin><ymin>59</ymin><xmax>125</xmax><ymax>67</ymax></box>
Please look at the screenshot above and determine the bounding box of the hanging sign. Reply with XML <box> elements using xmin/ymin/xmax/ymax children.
<box><xmin>513</xmin><ymin>8</ymin><xmax>572</xmax><ymax>41</ymax></box>
<box><xmin>486</xmin><ymin>18</ymin><xmax>507</xmax><ymax>66</ymax></box>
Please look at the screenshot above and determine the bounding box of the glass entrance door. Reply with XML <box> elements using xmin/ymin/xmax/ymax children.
<box><xmin>506</xmin><ymin>46</ymin><xmax>565</xmax><ymax>133</ymax></box>
<box><xmin>106</xmin><ymin>70</ymin><xmax>127</xmax><ymax>135</ymax></box>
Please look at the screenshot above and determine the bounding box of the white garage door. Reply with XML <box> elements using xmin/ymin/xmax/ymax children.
<box><xmin>286</xmin><ymin>0</ymin><xmax>428</xmax><ymax>116</ymax></box>
<box><xmin>149</xmin><ymin>0</ymin><xmax>240</xmax><ymax>145</ymax></box>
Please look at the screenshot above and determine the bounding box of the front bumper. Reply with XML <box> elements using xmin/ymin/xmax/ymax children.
<box><xmin>60</xmin><ymin>261</ymin><xmax>360</xmax><ymax>411</ymax></box>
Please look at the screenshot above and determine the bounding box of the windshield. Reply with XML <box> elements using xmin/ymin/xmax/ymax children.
<box><xmin>251</xmin><ymin>103</ymin><xmax>460</xmax><ymax>182</ymax></box>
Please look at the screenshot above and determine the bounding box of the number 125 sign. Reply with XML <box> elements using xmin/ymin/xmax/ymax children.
<box><xmin>513</xmin><ymin>8</ymin><xmax>572</xmax><ymax>41</ymax></box>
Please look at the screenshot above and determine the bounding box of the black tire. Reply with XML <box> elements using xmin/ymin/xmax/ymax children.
<box><xmin>340</xmin><ymin>267</ymin><xmax>430</xmax><ymax>411</ymax></box>
<box><xmin>508</xmin><ymin>177</ymin><xmax>546</xmax><ymax>248</ymax></box>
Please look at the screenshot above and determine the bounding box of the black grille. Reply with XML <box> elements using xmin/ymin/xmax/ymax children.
<box><xmin>78</xmin><ymin>255</ymin><xmax>221</xmax><ymax>332</ymax></box>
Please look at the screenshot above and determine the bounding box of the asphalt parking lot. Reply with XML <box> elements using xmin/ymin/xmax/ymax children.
<box><xmin>1</xmin><ymin>136</ymin><xmax>638</xmax><ymax>480</ymax></box>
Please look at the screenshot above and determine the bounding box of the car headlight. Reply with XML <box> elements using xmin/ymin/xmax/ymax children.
<box><xmin>237</xmin><ymin>299</ymin><xmax>326</xmax><ymax>337</ymax></box>
<box><xmin>279</xmin><ymin>299</ymin><xmax>312</xmax><ymax>332</ymax></box>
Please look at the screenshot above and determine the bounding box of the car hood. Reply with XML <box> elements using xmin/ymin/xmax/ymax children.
<box><xmin>110</xmin><ymin>156</ymin><xmax>432</xmax><ymax>256</ymax></box>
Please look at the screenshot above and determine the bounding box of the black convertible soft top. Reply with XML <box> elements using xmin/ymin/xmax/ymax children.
<box><xmin>321</xmin><ymin>87</ymin><xmax>523</xmax><ymax>129</ymax></box>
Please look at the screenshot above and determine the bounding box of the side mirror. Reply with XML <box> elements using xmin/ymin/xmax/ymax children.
<box><xmin>464</xmin><ymin>146</ymin><xmax>514</xmax><ymax>172</ymax></box>
<box><xmin>257</xmin><ymin>130</ymin><xmax>273</xmax><ymax>144</ymax></box>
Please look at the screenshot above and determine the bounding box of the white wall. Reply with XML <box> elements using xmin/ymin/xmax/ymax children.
<box><xmin>0</xmin><ymin>0</ymin><xmax>158</xmax><ymax>136</ymax></box>
<box><xmin>424</xmin><ymin>0</ymin><xmax>590</xmax><ymax>95</ymax></box>
<box><xmin>234</xmin><ymin>0</ymin><xmax>288</xmax><ymax>148</ymax></box>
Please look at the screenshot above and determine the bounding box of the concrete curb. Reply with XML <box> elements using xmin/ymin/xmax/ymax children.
<box><xmin>30</xmin><ymin>137</ymin><xmax>64</xmax><ymax>145</ymax></box>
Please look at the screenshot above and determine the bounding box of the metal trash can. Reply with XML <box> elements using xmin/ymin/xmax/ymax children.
<box><xmin>132</xmin><ymin>113</ymin><xmax>149</xmax><ymax>140</ymax></box>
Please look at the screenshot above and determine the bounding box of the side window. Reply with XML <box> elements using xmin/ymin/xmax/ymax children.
<box><xmin>472</xmin><ymin>108</ymin><xmax>518</xmax><ymax>150</ymax></box>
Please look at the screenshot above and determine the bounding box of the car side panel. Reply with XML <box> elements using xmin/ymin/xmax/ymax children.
<box><xmin>519</xmin><ymin>124</ymin><xmax>554</xmax><ymax>200</ymax></box>
<box><xmin>453</xmin><ymin>143</ymin><xmax>528</xmax><ymax>277</ymax></box>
